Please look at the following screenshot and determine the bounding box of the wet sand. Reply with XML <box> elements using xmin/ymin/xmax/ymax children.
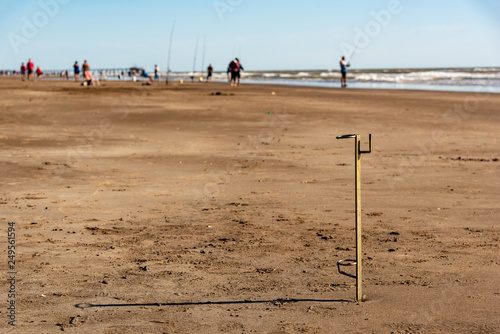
<box><xmin>0</xmin><ymin>77</ymin><xmax>499</xmax><ymax>333</ymax></box>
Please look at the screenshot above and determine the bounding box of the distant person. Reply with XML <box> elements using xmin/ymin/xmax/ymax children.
<box><xmin>206</xmin><ymin>63</ymin><xmax>213</xmax><ymax>82</ymax></box>
<box><xmin>74</xmin><ymin>61</ymin><xmax>80</xmax><ymax>81</ymax></box>
<box><xmin>227</xmin><ymin>59</ymin><xmax>235</xmax><ymax>85</ymax></box>
<box><xmin>82</xmin><ymin>60</ymin><xmax>89</xmax><ymax>72</ymax></box>
<box><xmin>27</xmin><ymin>59</ymin><xmax>34</xmax><ymax>81</ymax></box>
<box><xmin>227</xmin><ymin>58</ymin><xmax>244</xmax><ymax>86</ymax></box>
<box><xmin>82</xmin><ymin>60</ymin><xmax>92</xmax><ymax>86</ymax></box>
<box><xmin>340</xmin><ymin>56</ymin><xmax>350</xmax><ymax>88</ymax></box>
<box><xmin>36</xmin><ymin>66</ymin><xmax>43</xmax><ymax>79</ymax></box>
<box><xmin>20</xmin><ymin>62</ymin><xmax>27</xmax><ymax>81</ymax></box>
<box><xmin>141</xmin><ymin>70</ymin><xmax>153</xmax><ymax>84</ymax></box>
<box><xmin>154</xmin><ymin>64</ymin><xmax>160</xmax><ymax>80</ymax></box>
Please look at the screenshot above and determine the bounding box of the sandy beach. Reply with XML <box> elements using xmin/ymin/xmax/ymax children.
<box><xmin>0</xmin><ymin>77</ymin><xmax>499</xmax><ymax>333</ymax></box>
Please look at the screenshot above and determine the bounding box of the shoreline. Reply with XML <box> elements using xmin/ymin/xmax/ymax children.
<box><xmin>1</xmin><ymin>75</ymin><xmax>499</xmax><ymax>95</ymax></box>
<box><xmin>2</xmin><ymin>64</ymin><xmax>500</xmax><ymax>94</ymax></box>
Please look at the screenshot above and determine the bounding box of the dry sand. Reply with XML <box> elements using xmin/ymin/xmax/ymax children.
<box><xmin>0</xmin><ymin>77</ymin><xmax>499</xmax><ymax>333</ymax></box>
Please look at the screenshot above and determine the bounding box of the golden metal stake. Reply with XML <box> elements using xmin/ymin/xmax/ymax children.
<box><xmin>336</xmin><ymin>134</ymin><xmax>372</xmax><ymax>302</ymax></box>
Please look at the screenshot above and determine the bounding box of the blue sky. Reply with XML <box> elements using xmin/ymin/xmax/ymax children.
<box><xmin>0</xmin><ymin>0</ymin><xmax>499</xmax><ymax>72</ymax></box>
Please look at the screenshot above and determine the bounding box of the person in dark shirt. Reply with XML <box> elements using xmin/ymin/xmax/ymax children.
<box><xmin>207</xmin><ymin>64</ymin><xmax>213</xmax><ymax>82</ymax></box>
<box><xmin>74</xmin><ymin>61</ymin><xmax>80</xmax><ymax>81</ymax></box>
<box><xmin>227</xmin><ymin>58</ymin><xmax>244</xmax><ymax>86</ymax></box>
<box><xmin>340</xmin><ymin>56</ymin><xmax>350</xmax><ymax>88</ymax></box>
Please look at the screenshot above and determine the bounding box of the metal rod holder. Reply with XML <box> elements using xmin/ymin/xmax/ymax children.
<box><xmin>336</xmin><ymin>134</ymin><xmax>372</xmax><ymax>302</ymax></box>
<box><xmin>337</xmin><ymin>259</ymin><xmax>357</xmax><ymax>278</ymax></box>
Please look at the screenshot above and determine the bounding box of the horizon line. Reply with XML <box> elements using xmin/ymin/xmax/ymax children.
<box><xmin>1</xmin><ymin>65</ymin><xmax>499</xmax><ymax>73</ymax></box>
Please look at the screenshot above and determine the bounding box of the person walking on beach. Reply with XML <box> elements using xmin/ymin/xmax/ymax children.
<box><xmin>227</xmin><ymin>58</ymin><xmax>244</xmax><ymax>86</ymax></box>
<box><xmin>20</xmin><ymin>63</ymin><xmax>27</xmax><ymax>81</ymax></box>
<box><xmin>27</xmin><ymin>59</ymin><xmax>34</xmax><ymax>81</ymax></box>
<box><xmin>74</xmin><ymin>61</ymin><xmax>80</xmax><ymax>81</ymax></box>
<box><xmin>206</xmin><ymin>64</ymin><xmax>213</xmax><ymax>82</ymax></box>
<box><xmin>340</xmin><ymin>56</ymin><xmax>350</xmax><ymax>88</ymax></box>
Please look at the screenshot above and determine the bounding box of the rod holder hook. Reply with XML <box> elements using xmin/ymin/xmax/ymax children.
<box><xmin>336</xmin><ymin>134</ymin><xmax>372</xmax><ymax>155</ymax></box>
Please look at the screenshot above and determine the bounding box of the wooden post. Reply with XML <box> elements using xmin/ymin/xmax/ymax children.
<box><xmin>336</xmin><ymin>134</ymin><xmax>371</xmax><ymax>302</ymax></box>
<box><xmin>355</xmin><ymin>136</ymin><xmax>362</xmax><ymax>302</ymax></box>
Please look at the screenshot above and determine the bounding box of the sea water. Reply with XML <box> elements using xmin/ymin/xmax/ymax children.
<box><xmin>158</xmin><ymin>67</ymin><xmax>500</xmax><ymax>93</ymax></box>
<box><xmin>225</xmin><ymin>67</ymin><xmax>500</xmax><ymax>93</ymax></box>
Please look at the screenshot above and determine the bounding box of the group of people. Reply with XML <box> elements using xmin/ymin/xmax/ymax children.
<box><xmin>18</xmin><ymin>59</ymin><xmax>92</xmax><ymax>83</ymax></box>
<box><xmin>73</xmin><ymin>60</ymin><xmax>93</xmax><ymax>85</ymax></box>
<box><xmin>20</xmin><ymin>59</ymin><xmax>43</xmax><ymax>81</ymax></box>
<box><xmin>17</xmin><ymin>56</ymin><xmax>351</xmax><ymax>87</ymax></box>
<box><xmin>219</xmin><ymin>56</ymin><xmax>350</xmax><ymax>87</ymax></box>
<box><xmin>14</xmin><ymin>57</ymin><xmax>237</xmax><ymax>87</ymax></box>
<box><xmin>73</xmin><ymin>62</ymin><xmax>160</xmax><ymax>86</ymax></box>
<box><xmin>203</xmin><ymin>58</ymin><xmax>244</xmax><ymax>86</ymax></box>
<box><xmin>207</xmin><ymin>56</ymin><xmax>351</xmax><ymax>88</ymax></box>
<box><xmin>227</xmin><ymin>58</ymin><xmax>243</xmax><ymax>86</ymax></box>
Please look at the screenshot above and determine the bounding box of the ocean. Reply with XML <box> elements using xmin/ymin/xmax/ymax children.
<box><xmin>183</xmin><ymin>67</ymin><xmax>500</xmax><ymax>93</ymax></box>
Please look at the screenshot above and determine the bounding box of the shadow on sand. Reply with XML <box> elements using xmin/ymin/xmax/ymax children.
<box><xmin>76</xmin><ymin>297</ymin><xmax>353</xmax><ymax>309</ymax></box>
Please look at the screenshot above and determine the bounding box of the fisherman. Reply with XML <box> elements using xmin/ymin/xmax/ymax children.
<box><xmin>207</xmin><ymin>63</ymin><xmax>213</xmax><ymax>82</ymax></box>
<box><xmin>340</xmin><ymin>56</ymin><xmax>350</xmax><ymax>88</ymax></box>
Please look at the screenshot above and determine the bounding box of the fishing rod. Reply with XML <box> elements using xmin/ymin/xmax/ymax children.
<box><xmin>200</xmin><ymin>36</ymin><xmax>206</xmax><ymax>78</ymax></box>
<box><xmin>166</xmin><ymin>21</ymin><xmax>175</xmax><ymax>85</ymax></box>
<box><xmin>192</xmin><ymin>37</ymin><xmax>199</xmax><ymax>82</ymax></box>
<box><xmin>347</xmin><ymin>43</ymin><xmax>359</xmax><ymax>65</ymax></box>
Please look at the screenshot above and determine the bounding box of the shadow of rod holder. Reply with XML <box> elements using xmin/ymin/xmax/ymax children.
<box><xmin>336</xmin><ymin>134</ymin><xmax>372</xmax><ymax>302</ymax></box>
